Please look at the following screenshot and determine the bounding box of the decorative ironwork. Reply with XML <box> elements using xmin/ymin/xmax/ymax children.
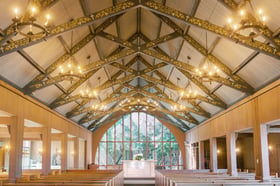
<box><xmin>141</xmin><ymin>0</ymin><xmax>280</xmax><ymax>59</ymax></box>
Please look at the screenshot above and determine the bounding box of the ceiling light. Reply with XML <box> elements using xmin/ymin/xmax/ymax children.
<box><xmin>226</xmin><ymin>0</ymin><xmax>267</xmax><ymax>39</ymax></box>
<box><xmin>12</xmin><ymin>6</ymin><xmax>51</xmax><ymax>39</ymax></box>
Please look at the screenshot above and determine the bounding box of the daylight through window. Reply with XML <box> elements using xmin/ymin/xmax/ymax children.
<box><xmin>95</xmin><ymin>112</ymin><xmax>183</xmax><ymax>170</ymax></box>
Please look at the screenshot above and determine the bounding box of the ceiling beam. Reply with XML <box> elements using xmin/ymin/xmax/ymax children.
<box><xmin>218</xmin><ymin>0</ymin><xmax>280</xmax><ymax>47</ymax></box>
<box><xmin>0</xmin><ymin>0</ymin><xmax>140</xmax><ymax>56</ymax></box>
<box><xmin>154</xmin><ymin>13</ymin><xmax>254</xmax><ymax>91</ymax></box>
<box><xmin>24</xmin><ymin>14</ymin><xmax>123</xmax><ymax>93</ymax></box>
<box><xmin>140</xmin><ymin>0</ymin><xmax>280</xmax><ymax>59</ymax></box>
<box><xmin>0</xmin><ymin>0</ymin><xmax>59</xmax><ymax>45</ymax></box>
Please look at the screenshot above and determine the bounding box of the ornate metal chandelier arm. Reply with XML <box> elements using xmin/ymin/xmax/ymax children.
<box><xmin>24</xmin><ymin>15</ymin><xmax>124</xmax><ymax>92</ymax></box>
<box><xmin>218</xmin><ymin>0</ymin><xmax>280</xmax><ymax>47</ymax></box>
<box><xmin>0</xmin><ymin>0</ymin><xmax>140</xmax><ymax>56</ymax></box>
<box><xmin>155</xmin><ymin>13</ymin><xmax>254</xmax><ymax>90</ymax></box>
<box><xmin>0</xmin><ymin>0</ymin><xmax>58</xmax><ymax>46</ymax></box>
<box><xmin>140</xmin><ymin>0</ymin><xmax>280</xmax><ymax>59</ymax></box>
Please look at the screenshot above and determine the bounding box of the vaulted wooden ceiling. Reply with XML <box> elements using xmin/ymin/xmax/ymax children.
<box><xmin>0</xmin><ymin>0</ymin><xmax>280</xmax><ymax>132</ymax></box>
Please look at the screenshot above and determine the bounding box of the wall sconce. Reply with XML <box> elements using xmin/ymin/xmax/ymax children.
<box><xmin>39</xmin><ymin>148</ymin><xmax>43</xmax><ymax>155</ymax></box>
<box><xmin>217</xmin><ymin>149</ymin><xmax>220</xmax><ymax>154</ymax></box>
<box><xmin>268</xmin><ymin>145</ymin><xmax>272</xmax><ymax>151</ymax></box>
<box><xmin>57</xmin><ymin>150</ymin><xmax>61</xmax><ymax>154</ymax></box>
<box><xmin>71</xmin><ymin>151</ymin><xmax>75</xmax><ymax>156</ymax></box>
<box><xmin>235</xmin><ymin>148</ymin><xmax>240</xmax><ymax>153</ymax></box>
<box><xmin>5</xmin><ymin>145</ymin><xmax>10</xmax><ymax>152</ymax></box>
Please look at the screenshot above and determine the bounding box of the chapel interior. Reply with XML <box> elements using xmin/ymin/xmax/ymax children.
<box><xmin>0</xmin><ymin>0</ymin><xmax>280</xmax><ymax>185</ymax></box>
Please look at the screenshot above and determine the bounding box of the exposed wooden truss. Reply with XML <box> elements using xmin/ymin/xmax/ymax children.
<box><xmin>1</xmin><ymin>0</ymin><xmax>279</xmax><ymax>131</ymax></box>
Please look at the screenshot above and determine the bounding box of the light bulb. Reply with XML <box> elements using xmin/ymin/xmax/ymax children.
<box><xmin>31</xmin><ymin>6</ymin><xmax>36</xmax><ymax>16</ymax></box>
<box><xmin>258</xmin><ymin>9</ymin><xmax>263</xmax><ymax>15</ymax></box>
<box><xmin>195</xmin><ymin>68</ymin><xmax>199</xmax><ymax>72</ymax></box>
<box><xmin>262</xmin><ymin>16</ymin><xmax>266</xmax><ymax>22</ymax></box>
<box><xmin>240</xmin><ymin>9</ymin><xmax>245</xmax><ymax>16</ymax></box>
<box><xmin>14</xmin><ymin>8</ymin><xmax>19</xmax><ymax>18</ymax></box>
<box><xmin>233</xmin><ymin>24</ymin><xmax>238</xmax><ymax>30</ymax></box>
<box><xmin>203</xmin><ymin>64</ymin><xmax>207</xmax><ymax>70</ymax></box>
<box><xmin>209</xmin><ymin>71</ymin><xmax>213</xmax><ymax>76</ymax></box>
<box><xmin>46</xmin><ymin>14</ymin><xmax>50</xmax><ymax>20</ymax></box>
<box><xmin>180</xmin><ymin>91</ymin><xmax>184</xmax><ymax>96</ymax></box>
<box><xmin>227</xmin><ymin>17</ymin><xmax>232</xmax><ymax>24</ymax></box>
<box><xmin>68</xmin><ymin>63</ymin><xmax>71</xmax><ymax>68</ymax></box>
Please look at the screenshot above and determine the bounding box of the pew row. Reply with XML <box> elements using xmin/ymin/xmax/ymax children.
<box><xmin>155</xmin><ymin>170</ymin><xmax>280</xmax><ymax>186</ymax></box>
<box><xmin>2</xmin><ymin>170</ymin><xmax>123</xmax><ymax>186</ymax></box>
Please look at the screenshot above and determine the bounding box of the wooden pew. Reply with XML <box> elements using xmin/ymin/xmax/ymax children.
<box><xmin>3</xmin><ymin>170</ymin><xmax>123</xmax><ymax>186</ymax></box>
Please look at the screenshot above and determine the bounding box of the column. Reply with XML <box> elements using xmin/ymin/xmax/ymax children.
<box><xmin>254</xmin><ymin>124</ymin><xmax>271</xmax><ymax>181</ymax></box>
<box><xmin>199</xmin><ymin>141</ymin><xmax>205</xmax><ymax>169</ymax></box>
<box><xmin>226</xmin><ymin>133</ymin><xmax>238</xmax><ymax>176</ymax></box>
<box><xmin>73</xmin><ymin>137</ymin><xmax>79</xmax><ymax>168</ymax></box>
<box><xmin>9</xmin><ymin>116</ymin><xmax>24</xmax><ymax>182</ymax></box>
<box><xmin>210</xmin><ymin>137</ymin><xmax>218</xmax><ymax>172</ymax></box>
<box><xmin>60</xmin><ymin>133</ymin><xmax>68</xmax><ymax>171</ymax></box>
<box><xmin>42</xmin><ymin>127</ymin><xmax>51</xmax><ymax>176</ymax></box>
<box><xmin>185</xmin><ymin>141</ymin><xmax>192</xmax><ymax>169</ymax></box>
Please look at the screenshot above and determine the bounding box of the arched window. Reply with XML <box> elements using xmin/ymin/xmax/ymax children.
<box><xmin>95</xmin><ymin>112</ymin><xmax>183</xmax><ymax>170</ymax></box>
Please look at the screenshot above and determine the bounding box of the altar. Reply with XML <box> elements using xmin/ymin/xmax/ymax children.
<box><xmin>122</xmin><ymin>160</ymin><xmax>155</xmax><ymax>178</ymax></box>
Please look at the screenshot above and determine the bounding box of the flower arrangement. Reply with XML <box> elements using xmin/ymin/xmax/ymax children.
<box><xmin>133</xmin><ymin>153</ymin><xmax>143</xmax><ymax>161</ymax></box>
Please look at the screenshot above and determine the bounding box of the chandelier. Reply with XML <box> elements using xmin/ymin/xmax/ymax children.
<box><xmin>58</xmin><ymin>31</ymin><xmax>84</xmax><ymax>78</ymax></box>
<box><xmin>79</xmin><ymin>77</ymin><xmax>100</xmax><ymax>99</ymax></box>
<box><xmin>171</xmin><ymin>104</ymin><xmax>186</xmax><ymax>112</ymax></box>
<box><xmin>91</xmin><ymin>103</ymin><xmax>106</xmax><ymax>112</ymax></box>
<box><xmin>226</xmin><ymin>0</ymin><xmax>267</xmax><ymax>38</ymax></box>
<box><xmin>193</xmin><ymin>33</ymin><xmax>221</xmax><ymax>82</ymax></box>
<box><xmin>12</xmin><ymin>6</ymin><xmax>51</xmax><ymax>39</ymax></box>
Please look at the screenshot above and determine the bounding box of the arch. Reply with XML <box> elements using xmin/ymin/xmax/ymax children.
<box><xmin>92</xmin><ymin>112</ymin><xmax>186</xmax><ymax>169</ymax></box>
